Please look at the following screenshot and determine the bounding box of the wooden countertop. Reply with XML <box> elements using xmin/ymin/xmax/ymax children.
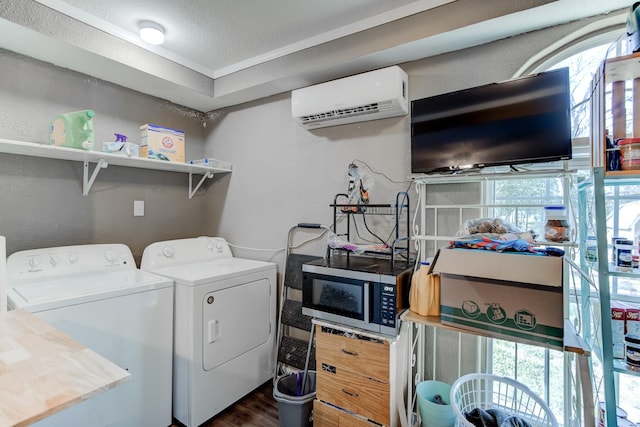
<box><xmin>0</xmin><ymin>309</ymin><xmax>131</xmax><ymax>427</ymax></box>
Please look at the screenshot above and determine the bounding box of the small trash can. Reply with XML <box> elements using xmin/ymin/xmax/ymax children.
<box><xmin>273</xmin><ymin>371</ymin><xmax>316</xmax><ymax>427</ymax></box>
<box><xmin>416</xmin><ymin>380</ymin><xmax>456</xmax><ymax>427</ymax></box>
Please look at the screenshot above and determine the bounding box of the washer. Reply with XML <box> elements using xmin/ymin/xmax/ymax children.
<box><xmin>141</xmin><ymin>236</ymin><xmax>277</xmax><ymax>427</ymax></box>
<box><xmin>6</xmin><ymin>244</ymin><xmax>174</xmax><ymax>427</ymax></box>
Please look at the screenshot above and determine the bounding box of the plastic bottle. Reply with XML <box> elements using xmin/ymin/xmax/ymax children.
<box><xmin>616</xmin><ymin>239</ymin><xmax>633</xmax><ymax>271</ymax></box>
<box><xmin>585</xmin><ymin>236</ymin><xmax>597</xmax><ymax>262</ymax></box>
<box><xmin>49</xmin><ymin>110</ymin><xmax>96</xmax><ymax>150</ymax></box>
<box><xmin>612</xmin><ymin>236</ymin><xmax>624</xmax><ymax>264</ymax></box>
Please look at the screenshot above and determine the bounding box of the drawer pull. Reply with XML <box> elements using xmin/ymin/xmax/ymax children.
<box><xmin>341</xmin><ymin>349</ymin><xmax>359</xmax><ymax>356</ymax></box>
<box><xmin>341</xmin><ymin>389</ymin><xmax>359</xmax><ymax>398</ymax></box>
<box><xmin>322</xmin><ymin>363</ymin><xmax>336</xmax><ymax>374</ymax></box>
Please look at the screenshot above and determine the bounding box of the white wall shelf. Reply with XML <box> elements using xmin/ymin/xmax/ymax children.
<box><xmin>0</xmin><ymin>139</ymin><xmax>232</xmax><ymax>198</ymax></box>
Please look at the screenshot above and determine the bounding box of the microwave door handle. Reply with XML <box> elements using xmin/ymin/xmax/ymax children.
<box><xmin>363</xmin><ymin>282</ymin><xmax>370</xmax><ymax>324</ymax></box>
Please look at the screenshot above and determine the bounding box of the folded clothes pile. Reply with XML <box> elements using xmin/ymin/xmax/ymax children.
<box><xmin>464</xmin><ymin>407</ymin><xmax>532</xmax><ymax>427</ymax></box>
<box><xmin>449</xmin><ymin>237</ymin><xmax>565</xmax><ymax>257</ymax></box>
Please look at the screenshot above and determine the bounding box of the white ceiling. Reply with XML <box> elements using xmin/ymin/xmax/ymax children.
<box><xmin>57</xmin><ymin>0</ymin><xmax>430</xmax><ymax>77</ymax></box>
<box><xmin>0</xmin><ymin>0</ymin><xmax>635</xmax><ymax>112</ymax></box>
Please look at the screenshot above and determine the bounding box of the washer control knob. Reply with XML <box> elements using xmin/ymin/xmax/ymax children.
<box><xmin>162</xmin><ymin>246</ymin><xmax>175</xmax><ymax>258</ymax></box>
<box><xmin>28</xmin><ymin>257</ymin><xmax>41</xmax><ymax>268</ymax></box>
<box><xmin>105</xmin><ymin>250</ymin><xmax>118</xmax><ymax>262</ymax></box>
<box><xmin>216</xmin><ymin>243</ymin><xmax>222</xmax><ymax>251</ymax></box>
<box><xmin>49</xmin><ymin>256</ymin><xmax>59</xmax><ymax>266</ymax></box>
<box><xmin>68</xmin><ymin>253</ymin><xmax>79</xmax><ymax>264</ymax></box>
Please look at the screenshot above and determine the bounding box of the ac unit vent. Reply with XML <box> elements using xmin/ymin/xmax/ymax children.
<box><xmin>300</xmin><ymin>101</ymin><xmax>400</xmax><ymax>124</ymax></box>
<box><xmin>291</xmin><ymin>66</ymin><xmax>408</xmax><ymax>129</ymax></box>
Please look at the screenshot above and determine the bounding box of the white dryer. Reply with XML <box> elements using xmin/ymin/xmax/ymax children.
<box><xmin>6</xmin><ymin>244</ymin><xmax>174</xmax><ymax>427</ymax></box>
<box><xmin>141</xmin><ymin>236</ymin><xmax>277</xmax><ymax>427</ymax></box>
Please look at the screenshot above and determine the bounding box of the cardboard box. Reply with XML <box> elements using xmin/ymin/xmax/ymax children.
<box><xmin>139</xmin><ymin>124</ymin><xmax>185</xmax><ymax>162</ymax></box>
<box><xmin>589</xmin><ymin>299</ymin><xmax>638</xmax><ymax>359</ymax></box>
<box><xmin>433</xmin><ymin>248</ymin><xmax>565</xmax><ymax>350</ymax></box>
<box><xmin>626</xmin><ymin>305</ymin><xmax>640</xmax><ymax>336</ymax></box>
<box><xmin>611</xmin><ymin>301</ymin><xmax>627</xmax><ymax>359</ymax></box>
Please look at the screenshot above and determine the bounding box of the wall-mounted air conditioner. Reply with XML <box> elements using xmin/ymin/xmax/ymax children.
<box><xmin>291</xmin><ymin>65</ymin><xmax>408</xmax><ymax>130</ymax></box>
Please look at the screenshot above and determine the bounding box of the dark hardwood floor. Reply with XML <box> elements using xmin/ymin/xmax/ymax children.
<box><xmin>171</xmin><ymin>381</ymin><xmax>280</xmax><ymax>427</ymax></box>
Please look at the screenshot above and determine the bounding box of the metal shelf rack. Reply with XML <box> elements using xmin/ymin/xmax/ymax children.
<box><xmin>582</xmin><ymin>51</ymin><xmax>640</xmax><ymax>427</ymax></box>
<box><xmin>329</xmin><ymin>191</ymin><xmax>411</xmax><ymax>268</ymax></box>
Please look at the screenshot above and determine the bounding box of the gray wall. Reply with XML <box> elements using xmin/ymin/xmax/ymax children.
<box><xmin>0</xmin><ymin>48</ymin><xmax>214</xmax><ymax>262</ymax></box>
<box><xmin>0</xmin><ymin>15</ymin><xmax>600</xmax><ymax>263</ymax></box>
<box><xmin>201</xmin><ymin>18</ymin><xmax>594</xmax><ymax>266</ymax></box>
<box><xmin>199</xmin><ymin>19</ymin><xmax>605</xmax><ymax>379</ymax></box>
<box><xmin>0</xmin><ymin>14</ymin><xmax>606</xmax><ymax>269</ymax></box>
<box><xmin>0</xmin><ymin>9</ymin><xmax>613</xmax><ymax>383</ymax></box>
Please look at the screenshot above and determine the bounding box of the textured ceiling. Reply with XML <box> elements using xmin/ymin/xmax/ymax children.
<box><xmin>57</xmin><ymin>0</ymin><xmax>425</xmax><ymax>77</ymax></box>
<box><xmin>0</xmin><ymin>0</ymin><xmax>635</xmax><ymax>112</ymax></box>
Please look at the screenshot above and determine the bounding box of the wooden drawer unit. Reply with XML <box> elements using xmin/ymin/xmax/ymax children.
<box><xmin>314</xmin><ymin>400</ymin><xmax>379</xmax><ymax>427</ymax></box>
<box><xmin>315</xmin><ymin>323</ymin><xmax>395</xmax><ymax>426</ymax></box>
<box><xmin>317</xmin><ymin>364</ymin><xmax>390</xmax><ymax>423</ymax></box>
<box><xmin>315</xmin><ymin>324</ymin><xmax>389</xmax><ymax>381</ymax></box>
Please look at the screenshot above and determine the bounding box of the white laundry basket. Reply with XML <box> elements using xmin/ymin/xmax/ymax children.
<box><xmin>449</xmin><ymin>373</ymin><xmax>558</xmax><ymax>427</ymax></box>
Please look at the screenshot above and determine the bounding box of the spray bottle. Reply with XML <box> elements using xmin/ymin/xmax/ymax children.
<box><xmin>49</xmin><ymin>110</ymin><xmax>96</xmax><ymax>150</ymax></box>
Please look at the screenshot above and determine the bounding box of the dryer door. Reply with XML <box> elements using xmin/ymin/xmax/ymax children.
<box><xmin>202</xmin><ymin>278</ymin><xmax>271</xmax><ymax>371</ymax></box>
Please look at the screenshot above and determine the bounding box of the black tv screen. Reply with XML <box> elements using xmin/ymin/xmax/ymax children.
<box><xmin>410</xmin><ymin>68</ymin><xmax>572</xmax><ymax>174</ymax></box>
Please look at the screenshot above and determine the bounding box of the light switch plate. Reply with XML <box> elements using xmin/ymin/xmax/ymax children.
<box><xmin>134</xmin><ymin>200</ymin><xmax>144</xmax><ymax>217</ymax></box>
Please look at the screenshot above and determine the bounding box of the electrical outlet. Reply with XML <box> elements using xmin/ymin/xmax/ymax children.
<box><xmin>134</xmin><ymin>200</ymin><xmax>144</xmax><ymax>217</ymax></box>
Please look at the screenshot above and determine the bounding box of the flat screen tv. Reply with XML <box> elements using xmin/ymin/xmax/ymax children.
<box><xmin>410</xmin><ymin>68</ymin><xmax>572</xmax><ymax>174</ymax></box>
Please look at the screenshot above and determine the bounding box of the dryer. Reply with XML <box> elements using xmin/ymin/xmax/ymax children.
<box><xmin>6</xmin><ymin>244</ymin><xmax>174</xmax><ymax>427</ymax></box>
<box><xmin>141</xmin><ymin>236</ymin><xmax>277</xmax><ymax>427</ymax></box>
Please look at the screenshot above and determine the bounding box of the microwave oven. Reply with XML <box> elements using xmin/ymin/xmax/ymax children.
<box><xmin>301</xmin><ymin>254</ymin><xmax>411</xmax><ymax>336</ymax></box>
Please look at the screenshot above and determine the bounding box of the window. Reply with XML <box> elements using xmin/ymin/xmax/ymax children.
<box><xmin>486</xmin><ymin>34</ymin><xmax>640</xmax><ymax>425</ymax></box>
<box><xmin>487</xmin><ymin>174</ymin><xmax>571</xmax><ymax>422</ymax></box>
<box><xmin>549</xmin><ymin>43</ymin><xmax>615</xmax><ymax>139</ymax></box>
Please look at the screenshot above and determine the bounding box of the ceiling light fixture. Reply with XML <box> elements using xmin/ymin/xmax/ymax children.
<box><xmin>139</xmin><ymin>21</ymin><xmax>165</xmax><ymax>45</ymax></box>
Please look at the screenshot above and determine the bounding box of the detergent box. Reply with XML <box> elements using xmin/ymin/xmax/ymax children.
<box><xmin>432</xmin><ymin>248</ymin><xmax>565</xmax><ymax>350</ymax></box>
<box><xmin>139</xmin><ymin>124</ymin><xmax>185</xmax><ymax>162</ymax></box>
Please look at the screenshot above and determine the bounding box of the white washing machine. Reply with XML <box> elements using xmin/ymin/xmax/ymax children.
<box><xmin>141</xmin><ymin>236</ymin><xmax>277</xmax><ymax>427</ymax></box>
<box><xmin>6</xmin><ymin>244</ymin><xmax>174</xmax><ymax>427</ymax></box>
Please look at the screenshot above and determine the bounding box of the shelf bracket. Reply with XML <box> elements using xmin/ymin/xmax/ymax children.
<box><xmin>83</xmin><ymin>159</ymin><xmax>108</xmax><ymax>196</ymax></box>
<box><xmin>189</xmin><ymin>171</ymin><xmax>214</xmax><ymax>199</ymax></box>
